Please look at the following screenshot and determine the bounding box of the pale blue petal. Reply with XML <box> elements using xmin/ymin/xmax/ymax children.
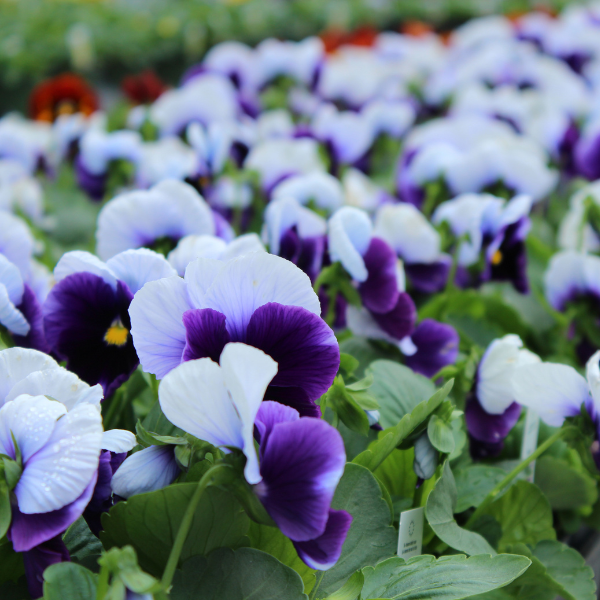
<box><xmin>106</xmin><ymin>248</ymin><xmax>177</xmax><ymax>294</ymax></box>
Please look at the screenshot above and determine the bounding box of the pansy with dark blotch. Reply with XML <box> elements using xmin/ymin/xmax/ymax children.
<box><xmin>433</xmin><ymin>192</ymin><xmax>533</xmax><ymax>293</ymax></box>
<box><xmin>264</xmin><ymin>196</ymin><xmax>327</xmax><ymax>282</ymax></box>
<box><xmin>129</xmin><ymin>251</ymin><xmax>339</xmax><ymax>417</ymax></box>
<box><xmin>159</xmin><ymin>343</ymin><xmax>352</xmax><ymax>570</ymax></box>
<box><xmin>0</xmin><ymin>394</ymin><xmax>103</xmax><ymax>598</ymax></box>
<box><xmin>43</xmin><ymin>248</ymin><xmax>177</xmax><ymax>396</ymax></box>
<box><xmin>465</xmin><ymin>335</ymin><xmax>539</xmax><ymax>459</ymax></box>
<box><xmin>328</xmin><ymin>206</ymin><xmax>459</xmax><ymax>377</ymax></box>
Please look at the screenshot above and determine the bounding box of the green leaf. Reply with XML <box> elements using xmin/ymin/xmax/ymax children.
<box><xmin>170</xmin><ymin>548</ymin><xmax>308</xmax><ymax>600</ymax></box>
<box><xmin>427</xmin><ymin>415</ymin><xmax>455</xmax><ymax>453</ymax></box>
<box><xmin>338</xmin><ymin>337</ymin><xmax>401</xmax><ymax>379</ymax></box>
<box><xmin>366</xmin><ymin>361</ymin><xmax>435</xmax><ymax>429</ymax></box>
<box><xmin>374</xmin><ymin>448</ymin><xmax>417</xmax><ymax>503</ymax></box>
<box><xmin>63</xmin><ymin>518</ymin><xmax>102</xmax><ymax>571</ymax></box>
<box><xmin>100</xmin><ymin>483</ymin><xmax>249</xmax><ymax>577</ymax></box>
<box><xmin>534</xmin><ymin>455</ymin><xmax>598</xmax><ymax>510</ymax></box>
<box><xmin>326</xmin><ymin>376</ymin><xmax>370</xmax><ymax>435</ymax></box>
<box><xmin>0</xmin><ymin>537</ymin><xmax>24</xmax><ymax>585</ymax></box>
<box><xmin>247</xmin><ymin>522</ymin><xmax>316</xmax><ymax>594</ymax></box>
<box><xmin>42</xmin><ymin>562</ymin><xmax>97</xmax><ymax>600</ymax></box>
<box><xmin>135</xmin><ymin>420</ymin><xmax>188</xmax><ymax>447</ymax></box>
<box><xmin>0</xmin><ymin>475</ymin><xmax>11</xmax><ymax>540</ymax></box>
<box><xmin>454</xmin><ymin>465</ymin><xmax>506</xmax><ymax>513</ymax></box>
<box><xmin>426</xmin><ymin>461</ymin><xmax>497</xmax><ymax>555</ymax></box>
<box><xmin>141</xmin><ymin>401</ymin><xmax>183</xmax><ymax>437</ymax></box>
<box><xmin>324</xmin><ymin>570</ymin><xmax>364</xmax><ymax>600</ymax></box>
<box><xmin>318</xmin><ymin>464</ymin><xmax>397</xmax><ymax>596</ymax></box>
<box><xmin>360</xmin><ymin>554</ymin><xmax>531</xmax><ymax>600</ymax></box>
<box><xmin>98</xmin><ymin>546</ymin><xmax>162</xmax><ymax>595</ymax></box>
<box><xmin>339</xmin><ymin>353</ymin><xmax>359</xmax><ymax>378</ymax></box>
<box><xmin>353</xmin><ymin>380</ymin><xmax>454</xmax><ymax>473</ymax></box>
<box><xmin>483</xmin><ymin>481</ymin><xmax>556</xmax><ymax>551</ymax></box>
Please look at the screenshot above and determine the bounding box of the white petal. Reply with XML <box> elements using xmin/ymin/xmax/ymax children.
<box><xmin>219</xmin><ymin>343</ymin><xmax>278</xmax><ymax>484</ymax></box>
<box><xmin>0</xmin><ymin>283</ymin><xmax>29</xmax><ymax>336</ymax></box>
<box><xmin>5</xmin><ymin>367</ymin><xmax>103</xmax><ymax>411</ymax></box>
<box><xmin>200</xmin><ymin>252</ymin><xmax>320</xmax><ymax>341</ymax></box>
<box><xmin>54</xmin><ymin>251</ymin><xmax>117</xmax><ymax>288</ymax></box>
<box><xmin>477</xmin><ymin>335</ymin><xmax>524</xmax><ymax>415</ymax></box>
<box><xmin>511</xmin><ymin>362</ymin><xmax>589</xmax><ymax>427</ymax></box>
<box><xmin>346</xmin><ymin>306</ymin><xmax>396</xmax><ymax>344</ymax></box>
<box><xmin>184</xmin><ymin>257</ymin><xmax>227</xmax><ymax>307</ymax></box>
<box><xmin>0</xmin><ymin>253</ymin><xmax>25</xmax><ymax>304</ymax></box>
<box><xmin>0</xmin><ymin>394</ymin><xmax>66</xmax><ymax>463</ymax></box>
<box><xmin>328</xmin><ymin>207</ymin><xmax>372</xmax><ymax>281</ymax></box>
<box><xmin>16</xmin><ymin>401</ymin><xmax>102</xmax><ymax>514</ymax></box>
<box><xmin>271</xmin><ymin>172</ymin><xmax>343</xmax><ymax>211</ymax></box>
<box><xmin>111</xmin><ymin>445</ymin><xmax>180</xmax><ymax>499</ymax></box>
<box><xmin>159</xmin><ymin>357</ymin><xmax>244</xmax><ymax>449</ymax></box>
<box><xmin>374</xmin><ymin>203</ymin><xmax>441</xmax><ymax>264</ymax></box>
<box><xmin>544</xmin><ymin>251</ymin><xmax>587</xmax><ymax>311</ymax></box>
<box><xmin>106</xmin><ymin>248</ymin><xmax>177</xmax><ymax>295</ymax></box>
<box><xmin>168</xmin><ymin>235</ymin><xmax>228</xmax><ymax>276</ymax></box>
<box><xmin>221</xmin><ymin>233</ymin><xmax>265</xmax><ymax>261</ymax></box>
<box><xmin>0</xmin><ymin>347</ymin><xmax>59</xmax><ymax>405</ymax></box>
<box><xmin>101</xmin><ymin>429</ymin><xmax>137</xmax><ymax>453</ymax></box>
<box><xmin>129</xmin><ymin>276</ymin><xmax>193</xmax><ymax>379</ymax></box>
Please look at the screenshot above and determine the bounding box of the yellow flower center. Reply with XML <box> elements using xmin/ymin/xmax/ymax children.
<box><xmin>104</xmin><ymin>321</ymin><xmax>129</xmax><ymax>347</ymax></box>
<box><xmin>491</xmin><ymin>250</ymin><xmax>503</xmax><ymax>266</ymax></box>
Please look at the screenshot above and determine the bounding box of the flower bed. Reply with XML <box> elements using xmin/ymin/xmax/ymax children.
<box><xmin>1</xmin><ymin>4</ymin><xmax>600</xmax><ymax>600</ymax></box>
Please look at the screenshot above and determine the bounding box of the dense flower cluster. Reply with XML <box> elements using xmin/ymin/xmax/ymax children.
<box><xmin>4</xmin><ymin>5</ymin><xmax>600</xmax><ymax>600</ymax></box>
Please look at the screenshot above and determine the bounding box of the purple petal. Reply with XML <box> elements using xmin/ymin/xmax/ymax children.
<box><xmin>292</xmin><ymin>509</ymin><xmax>352</xmax><ymax>570</ymax></box>
<box><xmin>256</xmin><ymin>418</ymin><xmax>346</xmax><ymax>542</ymax></box>
<box><xmin>371</xmin><ymin>292</ymin><xmax>416</xmax><ymax>341</ymax></box>
<box><xmin>10</xmin><ymin>471</ymin><xmax>98</xmax><ymax>552</ymax></box>
<box><xmin>255</xmin><ymin>400</ymin><xmax>300</xmax><ymax>447</ymax></box>
<box><xmin>465</xmin><ymin>392</ymin><xmax>522</xmax><ymax>454</ymax></box>
<box><xmin>43</xmin><ymin>273</ymin><xmax>139</xmax><ymax>396</ymax></box>
<box><xmin>359</xmin><ymin>237</ymin><xmax>400</xmax><ymax>314</ymax></box>
<box><xmin>182</xmin><ymin>308</ymin><xmax>231</xmax><ymax>363</ymax></box>
<box><xmin>75</xmin><ymin>155</ymin><xmax>106</xmax><ymax>201</ymax></box>
<box><xmin>279</xmin><ymin>228</ymin><xmax>326</xmax><ymax>283</ymax></box>
<box><xmin>405</xmin><ymin>319</ymin><xmax>459</xmax><ymax>378</ymax></box>
<box><xmin>575</xmin><ymin>131</ymin><xmax>600</xmax><ymax>180</ymax></box>
<box><xmin>13</xmin><ymin>284</ymin><xmax>50</xmax><ymax>353</ymax></box>
<box><xmin>245</xmin><ymin>303</ymin><xmax>340</xmax><ymax>414</ymax></box>
<box><xmin>404</xmin><ymin>260</ymin><xmax>451</xmax><ymax>294</ymax></box>
<box><xmin>23</xmin><ymin>536</ymin><xmax>70</xmax><ymax>600</ymax></box>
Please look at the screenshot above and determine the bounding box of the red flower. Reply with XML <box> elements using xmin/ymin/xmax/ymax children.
<box><xmin>121</xmin><ymin>70</ymin><xmax>167</xmax><ymax>105</ymax></box>
<box><xmin>29</xmin><ymin>73</ymin><xmax>98</xmax><ymax>122</ymax></box>
<box><xmin>320</xmin><ymin>26</ymin><xmax>378</xmax><ymax>54</ymax></box>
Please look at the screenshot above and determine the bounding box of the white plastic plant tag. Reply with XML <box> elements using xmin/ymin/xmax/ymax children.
<box><xmin>520</xmin><ymin>408</ymin><xmax>540</xmax><ymax>483</ymax></box>
<box><xmin>397</xmin><ymin>506</ymin><xmax>424</xmax><ymax>559</ymax></box>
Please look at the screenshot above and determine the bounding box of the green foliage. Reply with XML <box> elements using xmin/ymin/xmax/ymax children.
<box><xmin>454</xmin><ymin>465</ymin><xmax>506</xmax><ymax>513</ymax></box>
<box><xmin>318</xmin><ymin>464</ymin><xmax>397</xmax><ymax>596</ymax></box>
<box><xmin>360</xmin><ymin>553</ymin><xmax>531</xmax><ymax>600</ymax></box>
<box><xmin>42</xmin><ymin>563</ymin><xmax>97</xmax><ymax>600</ymax></box>
<box><xmin>426</xmin><ymin>461</ymin><xmax>497</xmax><ymax>555</ymax></box>
<box><xmin>482</xmin><ymin>481</ymin><xmax>556</xmax><ymax>551</ymax></box>
<box><xmin>63</xmin><ymin>518</ymin><xmax>103</xmax><ymax>572</ymax></box>
<box><xmin>100</xmin><ymin>483</ymin><xmax>249</xmax><ymax>577</ymax></box>
<box><xmin>170</xmin><ymin>548</ymin><xmax>308</xmax><ymax>600</ymax></box>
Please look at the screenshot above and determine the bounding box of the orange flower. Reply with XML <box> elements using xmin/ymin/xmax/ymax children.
<box><xmin>29</xmin><ymin>73</ymin><xmax>98</xmax><ymax>122</ymax></box>
<box><xmin>320</xmin><ymin>25</ymin><xmax>378</xmax><ymax>53</ymax></box>
<box><xmin>122</xmin><ymin>70</ymin><xmax>168</xmax><ymax>105</ymax></box>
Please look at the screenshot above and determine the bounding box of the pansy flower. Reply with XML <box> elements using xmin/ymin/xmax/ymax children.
<box><xmin>264</xmin><ymin>196</ymin><xmax>327</xmax><ymax>282</ymax></box>
<box><xmin>271</xmin><ymin>171</ymin><xmax>343</xmax><ymax>213</ymax></box>
<box><xmin>465</xmin><ymin>335</ymin><xmax>540</xmax><ymax>458</ymax></box>
<box><xmin>374</xmin><ymin>203</ymin><xmax>451</xmax><ymax>293</ymax></box>
<box><xmin>129</xmin><ymin>252</ymin><xmax>339</xmax><ymax>416</ymax></box>
<box><xmin>95</xmin><ymin>180</ymin><xmax>217</xmax><ymax>261</ymax></box>
<box><xmin>159</xmin><ymin>343</ymin><xmax>352</xmax><ymax>570</ymax></box>
<box><xmin>433</xmin><ymin>192</ymin><xmax>533</xmax><ymax>293</ymax></box>
<box><xmin>0</xmin><ymin>394</ymin><xmax>103</xmax><ymax>597</ymax></box>
<box><xmin>329</xmin><ymin>207</ymin><xmax>459</xmax><ymax>377</ymax></box>
<box><xmin>43</xmin><ymin>248</ymin><xmax>176</xmax><ymax>396</ymax></box>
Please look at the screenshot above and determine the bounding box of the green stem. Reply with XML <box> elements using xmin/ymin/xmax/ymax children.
<box><xmin>161</xmin><ymin>466</ymin><xmax>218</xmax><ymax>590</ymax></box>
<box><xmin>309</xmin><ymin>571</ymin><xmax>325</xmax><ymax>600</ymax></box>
<box><xmin>95</xmin><ymin>563</ymin><xmax>110</xmax><ymax>600</ymax></box>
<box><xmin>465</xmin><ymin>428</ymin><xmax>566</xmax><ymax>529</ymax></box>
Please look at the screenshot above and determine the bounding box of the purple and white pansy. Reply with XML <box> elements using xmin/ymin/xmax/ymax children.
<box><xmin>43</xmin><ymin>248</ymin><xmax>176</xmax><ymax>396</ymax></box>
<box><xmin>129</xmin><ymin>251</ymin><xmax>339</xmax><ymax>416</ymax></box>
<box><xmin>158</xmin><ymin>342</ymin><xmax>352</xmax><ymax>570</ymax></box>
<box><xmin>432</xmin><ymin>192</ymin><xmax>533</xmax><ymax>293</ymax></box>
<box><xmin>465</xmin><ymin>335</ymin><xmax>540</xmax><ymax>458</ymax></box>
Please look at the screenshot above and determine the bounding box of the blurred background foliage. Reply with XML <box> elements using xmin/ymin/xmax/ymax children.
<box><xmin>0</xmin><ymin>0</ymin><xmax>586</xmax><ymax>114</ymax></box>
